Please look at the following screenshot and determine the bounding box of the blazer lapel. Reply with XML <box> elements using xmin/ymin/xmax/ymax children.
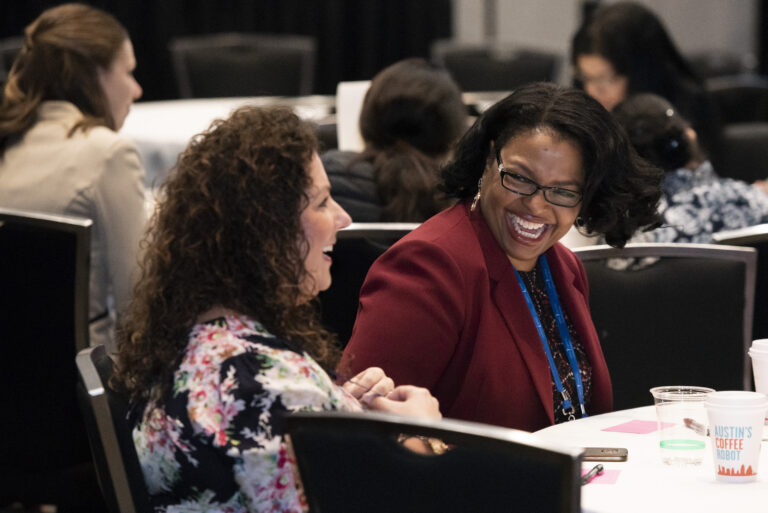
<box><xmin>548</xmin><ymin>245</ymin><xmax>613</xmax><ymax>411</ymax></box>
<box><xmin>545</xmin><ymin>245</ymin><xmax>580</xmax><ymax>321</ymax></box>
<box><xmin>469</xmin><ymin>207</ymin><xmax>555</xmax><ymax>425</ymax></box>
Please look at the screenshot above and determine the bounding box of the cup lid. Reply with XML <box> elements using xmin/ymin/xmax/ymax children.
<box><xmin>705</xmin><ymin>390</ymin><xmax>768</xmax><ymax>408</ymax></box>
<box><xmin>749</xmin><ymin>339</ymin><xmax>768</xmax><ymax>354</ymax></box>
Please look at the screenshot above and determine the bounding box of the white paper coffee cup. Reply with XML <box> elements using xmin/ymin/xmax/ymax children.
<box><xmin>749</xmin><ymin>339</ymin><xmax>768</xmax><ymax>396</ymax></box>
<box><xmin>705</xmin><ymin>391</ymin><xmax>768</xmax><ymax>483</ymax></box>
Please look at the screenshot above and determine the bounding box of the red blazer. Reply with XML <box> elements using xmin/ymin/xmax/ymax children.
<box><xmin>339</xmin><ymin>202</ymin><xmax>613</xmax><ymax>432</ymax></box>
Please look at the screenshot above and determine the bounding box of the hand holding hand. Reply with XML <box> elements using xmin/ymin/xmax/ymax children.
<box><xmin>342</xmin><ymin>366</ymin><xmax>394</xmax><ymax>403</ymax></box>
<box><xmin>366</xmin><ymin>385</ymin><xmax>442</xmax><ymax>419</ymax></box>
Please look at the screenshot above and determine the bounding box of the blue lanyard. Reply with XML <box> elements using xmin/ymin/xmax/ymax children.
<box><xmin>514</xmin><ymin>254</ymin><xmax>587</xmax><ymax>420</ymax></box>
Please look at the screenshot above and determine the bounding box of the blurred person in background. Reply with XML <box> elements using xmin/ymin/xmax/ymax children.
<box><xmin>0</xmin><ymin>3</ymin><xmax>146</xmax><ymax>352</ymax></box>
<box><xmin>570</xmin><ymin>2</ymin><xmax>716</xmax><ymax>151</ymax></box>
<box><xmin>612</xmin><ymin>93</ymin><xmax>768</xmax><ymax>245</ymax></box>
<box><xmin>322</xmin><ymin>58</ymin><xmax>467</xmax><ymax>222</ymax></box>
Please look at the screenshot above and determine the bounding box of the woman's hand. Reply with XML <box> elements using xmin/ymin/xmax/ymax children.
<box><xmin>341</xmin><ymin>366</ymin><xmax>394</xmax><ymax>403</ymax></box>
<box><xmin>365</xmin><ymin>385</ymin><xmax>442</xmax><ymax>419</ymax></box>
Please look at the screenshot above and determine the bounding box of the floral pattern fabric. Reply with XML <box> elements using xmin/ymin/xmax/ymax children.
<box><xmin>132</xmin><ymin>314</ymin><xmax>361</xmax><ymax>513</ymax></box>
<box><xmin>630</xmin><ymin>160</ymin><xmax>768</xmax><ymax>244</ymax></box>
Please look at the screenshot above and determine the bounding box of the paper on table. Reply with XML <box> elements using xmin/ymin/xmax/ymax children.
<box><xmin>602</xmin><ymin>419</ymin><xmax>674</xmax><ymax>434</ymax></box>
<box><xmin>581</xmin><ymin>467</ymin><xmax>621</xmax><ymax>484</ymax></box>
<box><xmin>335</xmin><ymin>80</ymin><xmax>370</xmax><ymax>152</ymax></box>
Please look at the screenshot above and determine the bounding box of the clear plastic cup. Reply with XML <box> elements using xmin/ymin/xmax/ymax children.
<box><xmin>650</xmin><ymin>385</ymin><xmax>715</xmax><ymax>465</ymax></box>
<box><xmin>705</xmin><ymin>390</ymin><xmax>768</xmax><ymax>483</ymax></box>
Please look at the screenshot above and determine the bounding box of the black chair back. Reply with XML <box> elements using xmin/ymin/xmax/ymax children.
<box><xmin>574</xmin><ymin>243</ymin><xmax>757</xmax><ymax>410</ymax></box>
<box><xmin>319</xmin><ymin>222</ymin><xmax>418</xmax><ymax>346</ymax></box>
<box><xmin>712</xmin><ymin>122</ymin><xmax>768</xmax><ymax>182</ymax></box>
<box><xmin>286</xmin><ymin>411</ymin><xmax>583</xmax><ymax>513</ymax></box>
<box><xmin>705</xmin><ymin>74</ymin><xmax>768</xmax><ymax>125</ymax></box>
<box><xmin>169</xmin><ymin>32</ymin><xmax>316</xmax><ymax>98</ymax></box>
<box><xmin>431</xmin><ymin>40</ymin><xmax>561</xmax><ymax>92</ymax></box>
<box><xmin>0</xmin><ymin>207</ymin><xmax>101</xmax><ymax>510</ymax></box>
<box><xmin>76</xmin><ymin>345</ymin><xmax>152</xmax><ymax>513</ymax></box>
<box><xmin>315</xmin><ymin>121</ymin><xmax>337</xmax><ymax>151</ymax></box>
<box><xmin>687</xmin><ymin>51</ymin><xmax>753</xmax><ymax>79</ymax></box>
<box><xmin>713</xmin><ymin>224</ymin><xmax>768</xmax><ymax>342</ymax></box>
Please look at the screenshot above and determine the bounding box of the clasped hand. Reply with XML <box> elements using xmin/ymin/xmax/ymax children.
<box><xmin>342</xmin><ymin>366</ymin><xmax>441</xmax><ymax>419</ymax></box>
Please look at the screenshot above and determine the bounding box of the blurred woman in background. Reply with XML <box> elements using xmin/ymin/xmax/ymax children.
<box><xmin>570</xmin><ymin>2</ymin><xmax>715</xmax><ymax>150</ymax></box>
<box><xmin>322</xmin><ymin>58</ymin><xmax>467</xmax><ymax>222</ymax></box>
<box><xmin>0</xmin><ymin>3</ymin><xmax>146</xmax><ymax>352</ymax></box>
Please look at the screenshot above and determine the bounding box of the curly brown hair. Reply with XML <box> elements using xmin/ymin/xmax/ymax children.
<box><xmin>116</xmin><ymin>106</ymin><xmax>340</xmax><ymax>404</ymax></box>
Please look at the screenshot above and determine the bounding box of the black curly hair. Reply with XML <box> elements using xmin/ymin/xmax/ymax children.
<box><xmin>441</xmin><ymin>82</ymin><xmax>663</xmax><ymax>247</ymax></box>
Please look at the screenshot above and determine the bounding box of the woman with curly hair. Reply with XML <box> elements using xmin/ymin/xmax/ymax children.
<box><xmin>117</xmin><ymin>106</ymin><xmax>440</xmax><ymax>512</ymax></box>
<box><xmin>340</xmin><ymin>82</ymin><xmax>662</xmax><ymax>431</ymax></box>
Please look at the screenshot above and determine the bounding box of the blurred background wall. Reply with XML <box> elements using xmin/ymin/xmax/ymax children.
<box><xmin>0</xmin><ymin>0</ymin><xmax>764</xmax><ymax>100</ymax></box>
<box><xmin>455</xmin><ymin>0</ymin><xmax>760</xmax><ymax>84</ymax></box>
<box><xmin>0</xmin><ymin>0</ymin><xmax>452</xmax><ymax>99</ymax></box>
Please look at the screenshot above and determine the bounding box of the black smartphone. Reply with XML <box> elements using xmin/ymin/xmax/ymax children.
<box><xmin>582</xmin><ymin>447</ymin><xmax>628</xmax><ymax>462</ymax></box>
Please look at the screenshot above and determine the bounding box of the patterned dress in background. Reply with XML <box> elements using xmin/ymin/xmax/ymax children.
<box><xmin>631</xmin><ymin>160</ymin><xmax>768</xmax><ymax>244</ymax></box>
<box><xmin>132</xmin><ymin>314</ymin><xmax>361</xmax><ymax>513</ymax></box>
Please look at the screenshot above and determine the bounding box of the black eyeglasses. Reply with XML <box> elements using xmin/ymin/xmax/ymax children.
<box><xmin>497</xmin><ymin>163</ymin><xmax>583</xmax><ymax>208</ymax></box>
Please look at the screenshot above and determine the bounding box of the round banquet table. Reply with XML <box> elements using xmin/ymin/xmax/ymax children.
<box><xmin>534</xmin><ymin>405</ymin><xmax>768</xmax><ymax>513</ymax></box>
<box><xmin>120</xmin><ymin>96</ymin><xmax>335</xmax><ymax>187</ymax></box>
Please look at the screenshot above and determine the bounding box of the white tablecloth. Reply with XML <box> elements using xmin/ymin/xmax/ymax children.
<box><xmin>534</xmin><ymin>406</ymin><xmax>768</xmax><ymax>513</ymax></box>
<box><xmin>120</xmin><ymin>96</ymin><xmax>335</xmax><ymax>186</ymax></box>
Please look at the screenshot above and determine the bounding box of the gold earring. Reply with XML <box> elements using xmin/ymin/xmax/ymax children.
<box><xmin>471</xmin><ymin>177</ymin><xmax>482</xmax><ymax>211</ymax></box>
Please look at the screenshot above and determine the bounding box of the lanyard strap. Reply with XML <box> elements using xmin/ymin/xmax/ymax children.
<box><xmin>514</xmin><ymin>254</ymin><xmax>587</xmax><ymax>419</ymax></box>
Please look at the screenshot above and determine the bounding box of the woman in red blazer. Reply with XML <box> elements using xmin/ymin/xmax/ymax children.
<box><xmin>339</xmin><ymin>83</ymin><xmax>663</xmax><ymax>431</ymax></box>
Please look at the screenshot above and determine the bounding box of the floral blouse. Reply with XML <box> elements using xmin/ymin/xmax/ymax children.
<box><xmin>631</xmin><ymin>160</ymin><xmax>768</xmax><ymax>244</ymax></box>
<box><xmin>132</xmin><ymin>314</ymin><xmax>361</xmax><ymax>513</ymax></box>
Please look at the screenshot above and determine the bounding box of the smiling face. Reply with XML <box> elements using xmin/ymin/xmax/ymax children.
<box><xmin>299</xmin><ymin>152</ymin><xmax>352</xmax><ymax>298</ymax></box>
<box><xmin>576</xmin><ymin>54</ymin><xmax>628</xmax><ymax>111</ymax></box>
<box><xmin>97</xmin><ymin>38</ymin><xmax>142</xmax><ymax>130</ymax></box>
<box><xmin>479</xmin><ymin>129</ymin><xmax>584</xmax><ymax>271</ymax></box>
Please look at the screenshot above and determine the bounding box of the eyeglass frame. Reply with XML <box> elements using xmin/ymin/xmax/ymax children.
<box><xmin>574</xmin><ymin>70</ymin><xmax>624</xmax><ymax>89</ymax></box>
<box><xmin>496</xmin><ymin>158</ymin><xmax>584</xmax><ymax>208</ymax></box>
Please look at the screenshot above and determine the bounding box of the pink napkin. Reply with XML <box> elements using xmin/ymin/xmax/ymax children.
<box><xmin>581</xmin><ymin>467</ymin><xmax>621</xmax><ymax>484</ymax></box>
<box><xmin>601</xmin><ymin>419</ymin><xmax>673</xmax><ymax>434</ymax></box>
